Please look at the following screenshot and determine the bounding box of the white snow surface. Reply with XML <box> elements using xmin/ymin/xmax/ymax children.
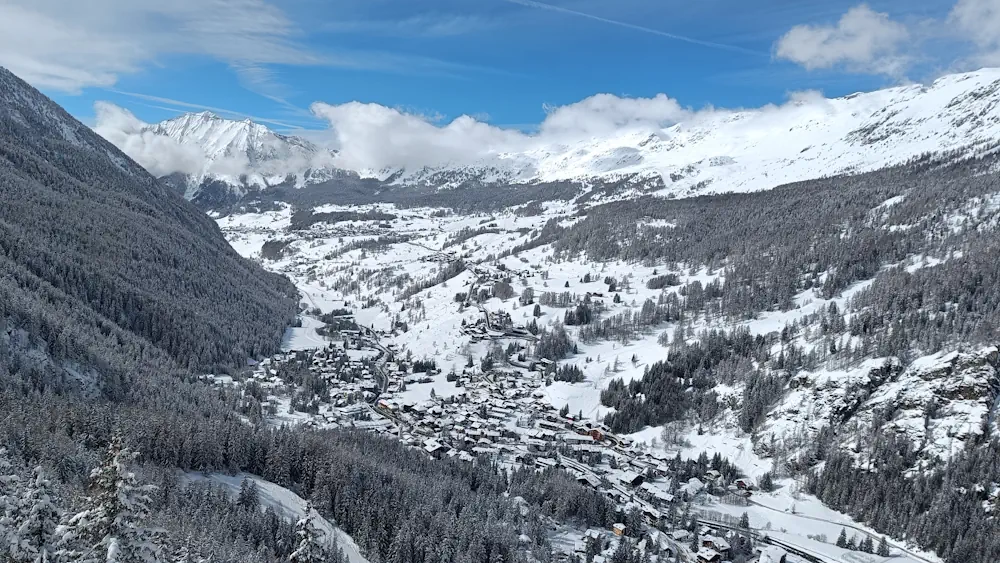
<box><xmin>183</xmin><ymin>472</ymin><xmax>369</xmax><ymax>563</ymax></box>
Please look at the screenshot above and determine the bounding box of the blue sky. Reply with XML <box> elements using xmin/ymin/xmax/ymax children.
<box><xmin>1</xmin><ymin>0</ymin><xmax>990</xmax><ymax>133</ymax></box>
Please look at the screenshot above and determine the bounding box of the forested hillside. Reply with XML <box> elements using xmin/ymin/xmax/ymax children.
<box><xmin>0</xmin><ymin>67</ymin><xmax>627</xmax><ymax>563</ymax></box>
<box><xmin>0</xmin><ymin>67</ymin><xmax>298</xmax><ymax>396</ymax></box>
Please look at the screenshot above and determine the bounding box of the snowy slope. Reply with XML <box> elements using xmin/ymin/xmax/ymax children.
<box><xmin>184</xmin><ymin>472</ymin><xmax>369</xmax><ymax>563</ymax></box>
<box><xmin>393</xmin><ymin>69</ymin><xmax>1000</xmax><ymax>197</ymax></box>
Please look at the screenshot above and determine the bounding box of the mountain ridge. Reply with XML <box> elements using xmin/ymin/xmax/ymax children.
<box><xmin>121</xmin><ymin>68</ymin><xmax>1000</xmax><ymax>210</ymax></box>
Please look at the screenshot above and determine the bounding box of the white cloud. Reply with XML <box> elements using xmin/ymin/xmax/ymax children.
<box><xmin>775</xmin><ymin>4</ymin><xmax>911</xmax><ymax>75</ymax></box>
<box><xmin>305</xmin><ymin>92</ymin><xmax>700</xmax><ymax>171</ymax></box>
<box><xmin>949</xmin><ymin>0</ymin><xmax>1000</xmax><ymax>65</ymax></box>
<box><xmin>0</xmin><ymin>0</ymin><xmax>317</xmax><ymax>92</ymax></box>
<box><xmin>309</xmin><ymin>102</ymin><xmax>528</xmax><ymax>171</ymax></box>
<box><xmin>93</xmin><ymin>103</ymin><xmax>206</xmax><ymax>177</ymax></box>
<box><xmin>539</xmin><ymin>93</ymin><xmax>691</xmax><ymax>137</ymax></box>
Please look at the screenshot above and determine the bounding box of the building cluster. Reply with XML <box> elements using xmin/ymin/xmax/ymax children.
<box><xmin>244</xmin><ymin>319</ymin><xmax>775</xmax><ymax>563</ymax></box>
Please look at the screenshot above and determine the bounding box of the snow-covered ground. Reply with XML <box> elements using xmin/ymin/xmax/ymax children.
<box><xmin>183</xmin><ymin>472</ymin><xmax>369</xmax><ymax>563</ymax></box>
<box><xmin>701</xmin><ymin>478</ymin><xmax>940</xmax><ymax>563</ymax></box>
<box><xmin>212</xmin><ymin>180</ymin><xmax>996</xmax><ymax>563</ymax></box>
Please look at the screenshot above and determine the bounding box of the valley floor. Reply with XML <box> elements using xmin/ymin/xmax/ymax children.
<box><xmin>215</xmin><ymin>202</ymin><xmax>974</xmax><ymax>562</ymax></box>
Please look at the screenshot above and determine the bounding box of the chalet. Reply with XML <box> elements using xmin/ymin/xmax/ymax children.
<box><xmin>680</xmin><ymin>477</ymin><xmax>705</xmax><ymax>497</ymax></box>
<box><xmin>701</xmin><ymin>536</ymin><xmax>730</xmax><ymax>557</ymax></box>
<box><xmin>757</xmin><ymin>546</ymin><xmax>787</xmax><ymax>563</ymax></box>
<box><xmin>617</xmin><ymin>471</ymin><xmax>645</xmax><ymax>487</ymax></box>
<box><xmin>639</xmin><ymin>504</ymin><xmax>661</xmax><ymax>521</ymax></box>
<box><xmin>562</xmin><ymin>433</ymin><xmax>595</xmax><ymax>445</ymax></box>
<box><xmin>612</xmin><ymin>523</ymin><xmax>626</xmax><ymax>537</ymax></box>
<box><xmin>669</xmin><ymin>530</ymin><xmax>691</xmax><ymax>542</ymax></box>
<box><xmin>639</xmin><ymin>483</ymin><xmax>674</xmax><ymax>503</ymax></box>
<box><xmin>423</xmin><ymin>439</ymin><xmax>447</xmax><ymax>458</ymax></box>
<box><xmin>696</xmin><ymin>547</ymin><xmax>721</xmax><ymax>563</ymax></box>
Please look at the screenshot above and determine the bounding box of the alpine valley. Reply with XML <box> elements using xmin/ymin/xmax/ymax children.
<box><xmin>3</xmin><ymin>60</ymin><xmax>1000</xmax><ymax>563</ymax></box>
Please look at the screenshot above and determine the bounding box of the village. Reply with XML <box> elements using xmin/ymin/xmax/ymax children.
<box><xmin>222</xmin><ymin>308</ymin><xmax>807</xmax><ymax>563</ymax></box>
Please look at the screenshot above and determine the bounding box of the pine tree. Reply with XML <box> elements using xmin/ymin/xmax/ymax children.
<box><xmin>738</xmin><ymin>511</ymin><xmax>750</xmax><ymax>529</ymax></box>
<box><xmin>609</xmin><ymin>538</ymin><xmax>631</xmax><ymax>563</ymax></box>
<box><xmin>860</xmin><ymin>535</ymin><xmax>874</xmax><ymax>553</ymax></box>
<box><xmin>758</xmin><ymin>472</ymin><xmax>774</xmax><ymax>492</ymax></box>
<box><xmin>836</xmin><ymin>528</ymin><xmax>848</xmax><ymax>548</ymax></box>
<box><xmin>11</xmin><ymin>466</ymin><xmax>61</xmax><ymax>563</ymax></box>
<box><xmin>877</xmin><ymin>536</ymin><xmax>890</xmax><ymax>557</ymax></box>
<box><xmin>1</xmin><ymin>447</ymin><xmax>22</xmax><ymax>561</ymax></box>
<box><xmin>59</xmin><ymin>435</ymin><xmax>164</xmax><ymax>563</ymax></box>
<box><xmin>288</xmin><ymin>503</ymin><xmax>329</xmax><ymax>563</ymax></box>
<box><xmin>237</xmin><ymin>478</ymin><xmax>260</xmax><ymax>512</ymax></box>
<box><xmin>171</xmin><ymin>535</ymin><xmax>198</xmax><ymax>563</ymax></box>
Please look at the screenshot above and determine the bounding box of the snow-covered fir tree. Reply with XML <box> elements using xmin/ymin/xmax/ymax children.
<box><xmin>1</xmin><ymin>447</ymin><xmax>23</xmax><ymax>561</ymax></box>
<box><xmin>59</xmin><ymin>436</ymin><xmax>164</xmax><ymax>563</ymax></box>
<box><xmin>10</xmin><ymin>466</ymin><xmax>62</xmax><ymax>563</ymax></box>
<box><xmin>877</xmin><ymin>536</ymin><xmax>891</xmax><ymax>557</ymax></box>
<box><xmin>288</xmin><ymin>503</ymin><xmax>328</xmax><ymax>563</ymax></box>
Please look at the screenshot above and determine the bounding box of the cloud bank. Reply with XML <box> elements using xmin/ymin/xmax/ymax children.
<box><xmin>309</xmin><ymin>102</ymin><xmax>528</xmax><ymax>171</ymax></box>
<box><xmin>96</xmin><ymin>86</ymin><xmax>855</xmax><ymax>178</ymax></box>
<box><xmin>305</xmin><ymin>92</ymin><xmax>703</xmax><ymax>171</ymax></box>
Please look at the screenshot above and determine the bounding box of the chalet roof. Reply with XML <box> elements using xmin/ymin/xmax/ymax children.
<box><xmin>696</xmin><ymin>547</ymin><xmax>721</xmax><ymax>562</ymax></box>
<box><xmin>704</xmin><ymin>536</ymin><xmax>730</xmax><ymax>551</ymax></box>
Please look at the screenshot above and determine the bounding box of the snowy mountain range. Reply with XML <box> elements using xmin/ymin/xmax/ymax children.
<box><xmin>131</xmin><ymin>68</ymin><xmax>1000</xmax><ymax>208</ymax></box>
<box><xmin>393</xmin><ymin>68</ymin><xmax>1000</xmax><ymax>195</ymax></box>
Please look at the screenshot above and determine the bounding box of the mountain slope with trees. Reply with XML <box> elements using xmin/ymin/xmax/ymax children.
<box><xmin>0</xmin><ymin>66</ymin><xmax>298</xmax><ymax>395</ymax></box>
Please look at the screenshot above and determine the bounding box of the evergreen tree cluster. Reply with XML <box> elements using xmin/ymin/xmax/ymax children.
<box><xmin>809</xmin><ymin>435</ymin><xmax>1000</xmax><ymax>563</ymax></box>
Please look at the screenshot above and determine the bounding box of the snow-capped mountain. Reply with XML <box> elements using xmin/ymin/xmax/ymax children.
<box><xmin>143</xmin><ymin>111</ymin><xmax>345</xmax><ymax>204</ymax></box>
<box><xmin>389</xmin><ymin>68</ymin><xmax>1000</xmax><ymax>197</ymax></box>
<box><xmin>147</xmin><ymin>111</ymin><xmax>320</xmax><ymax>168</ymax></box>
<box><xmin>134</xmin><ymin>68</ymin><xmax>1000</xmax><ymax>208</ymax></box>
